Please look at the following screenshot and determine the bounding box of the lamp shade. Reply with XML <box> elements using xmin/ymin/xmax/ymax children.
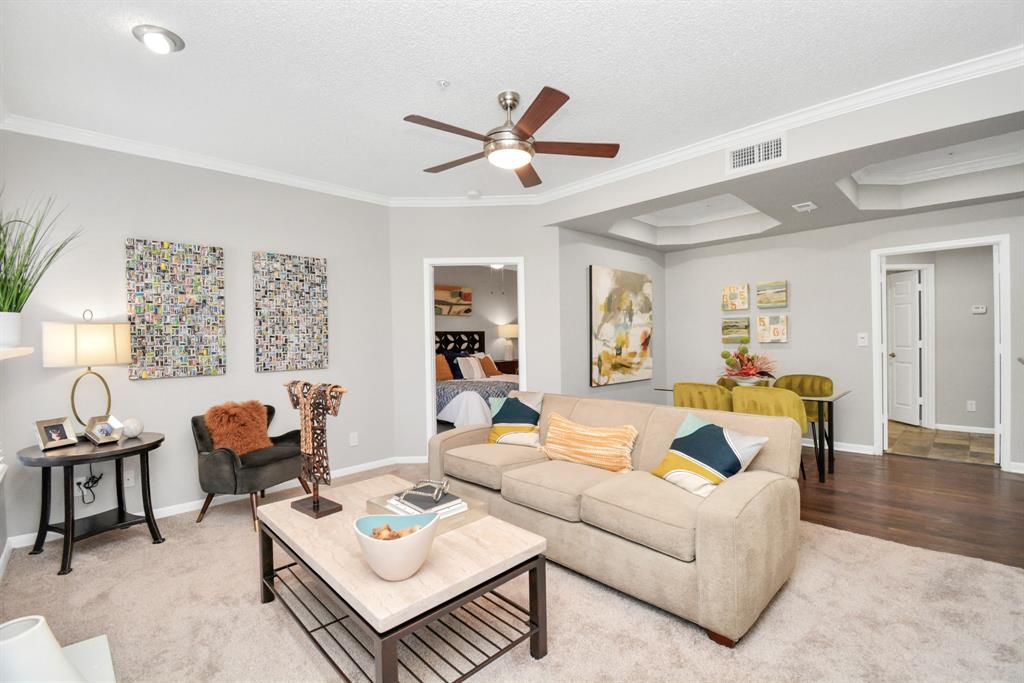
<box><xmin>43</xmin><ymin>322</ymin><xmax>130</xmax><ymax>368</ymax></box>
<box><xmin>497</xmin><ymin>324</ymin><xmax>519</xmax><ymax>339</ymax></box>
<box><xmin>0</xmin><ymin>615</ymin><xmax>86</xmax><ymax>683</ymax></box>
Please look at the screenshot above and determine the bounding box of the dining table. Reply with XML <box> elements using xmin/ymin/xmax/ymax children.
<box><xmin>653</xmin><ymin>385</ymin><xmax>851</xmax><ymax>482</ymax></box>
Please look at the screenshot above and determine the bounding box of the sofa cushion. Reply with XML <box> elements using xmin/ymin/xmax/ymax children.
<box><xmin>501</xmin><ymin>460</ymin><xmax>615</xmax><ymax>522</ymax></box>
<box><xmin>580</xmin><ymin>471</ymin><xmax>701</xmax><ymax>562</ymax></box>
<box><xmin>444</xmin><ymin>444</ymin><xmax>546</xmax><ymax>490</ymax></box>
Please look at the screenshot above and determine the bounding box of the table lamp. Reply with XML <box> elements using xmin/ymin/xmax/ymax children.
<box><xmin>42</xmin><ymin>311</ymin><xmax>130</xmax><ymax>426</ymax></box>
<box><xmin>497</xmin><ymin>323</ymin><xmax>519</xmax><ymax>361</ymax></box>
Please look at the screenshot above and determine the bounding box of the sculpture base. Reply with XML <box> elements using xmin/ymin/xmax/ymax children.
<box><xmin>290</xmin><ymin>495</ymin><xmax>343</xmax><ymax>519</ymax></box>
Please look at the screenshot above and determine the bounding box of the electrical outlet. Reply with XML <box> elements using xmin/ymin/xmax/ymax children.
<box><xmin>73</xmin><ymin>476</ymin><xmax>87</xmax><ymax>497</ymax></box>
<box><xmin>123</xmin><ymin>469</ymin><xmax>136</xmax><ymax>487</ymax></box>
<box><xmin>966</xmin><ymin>400</ymin><xmax>977</xmax><ymax>412</ymax></box>
<box><xmin>349</xmin><ymin>432</ymin><xmax>359</xmax><ymax>447</ymax></box>
<box><xmin>856</xmin><ymin>332</ymin><xmax>869</xmax><ymax>347</ymax></box>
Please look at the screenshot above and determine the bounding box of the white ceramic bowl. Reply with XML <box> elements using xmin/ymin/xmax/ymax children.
<box><xmin>353</xmin><ymin>513</ymin><xmax>439</xmax><ymax>581</ymax></box>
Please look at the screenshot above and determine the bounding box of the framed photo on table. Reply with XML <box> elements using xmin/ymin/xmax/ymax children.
<box><xmin>84</xmin><ymin>415</ymin><xmax>124</xmax><ymax>445</ymax></box>
<box><xmin>35</xmin><ymin>417</ymin><xmax>78</xmax><ymax>450</ymax></box>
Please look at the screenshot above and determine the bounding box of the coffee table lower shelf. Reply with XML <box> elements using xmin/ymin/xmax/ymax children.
<box><xmin>260</xmin><ymin>526</ymin><xmax>546</xmax><ymax>683</ymax></box>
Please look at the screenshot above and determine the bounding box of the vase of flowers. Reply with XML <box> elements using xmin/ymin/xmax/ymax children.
<box><xmin>720</xmin><ymin>338</ymin><xmax>776</xmax><ymax>385</ymax></box>
<box><xmin>0</xmin><ymin>197</ymin><xmax>79</xmax><ymax>347</ymax></box>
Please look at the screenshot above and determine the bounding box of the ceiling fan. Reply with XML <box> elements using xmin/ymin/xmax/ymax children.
<box><xmin>404</xmin><ymin>86</ymin><xmax>620</xmax><ymax>188</ymax></box>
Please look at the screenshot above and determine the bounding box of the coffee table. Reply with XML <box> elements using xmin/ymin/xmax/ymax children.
<box><xmin>257</xmin><ymin>474</ymin><xmax>548</xmax><ymax>682</ymax></box>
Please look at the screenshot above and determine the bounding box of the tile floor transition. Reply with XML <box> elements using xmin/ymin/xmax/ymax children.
<box><xmin>886</xmin><ymin>420</ymin><xmax>995</xmax><ymax>466</ymax></box>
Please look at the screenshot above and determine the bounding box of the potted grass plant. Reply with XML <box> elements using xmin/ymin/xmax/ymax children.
<box><xmin>0</xmin><ymin>197</ymin><xmax>80</xmax><ymax>347</ymax></box>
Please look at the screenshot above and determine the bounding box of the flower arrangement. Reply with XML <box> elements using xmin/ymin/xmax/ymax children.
<box><xmin>720</xmin><ymin>337</ymin><xmax>776</xmax><ymax>381</ymax></box>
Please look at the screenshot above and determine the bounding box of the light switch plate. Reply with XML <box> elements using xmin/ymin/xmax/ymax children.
<box><xmin>349</xmin><ymin>432</ymin><xmax>359</xmax><ymax>447</ymax></box>
<box><xmin>856</xmin><ymin>332</ymin><xmax>869</xmax><ymax>347</ymax></box>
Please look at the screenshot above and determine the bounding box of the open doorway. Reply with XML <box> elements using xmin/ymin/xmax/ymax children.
<box><xmin>872</xmin><ymin>236</ymin><xmax>1010</xmax><ymax>467</ymax></box>
<box><xmin>422</xmin><ymin>257</ymin><xmax>526</xmax><ymax>442</ymax></box>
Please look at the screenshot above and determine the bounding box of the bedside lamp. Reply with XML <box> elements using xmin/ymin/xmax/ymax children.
<box><xmin>42</xmin><ymin>312</ymin><xmax>130</xmax><ymax>426</ymax></box>
<box><xmin>497</xmin><ymin>323</ymin><xmax>519</xmax><ymax>361</ymax></box>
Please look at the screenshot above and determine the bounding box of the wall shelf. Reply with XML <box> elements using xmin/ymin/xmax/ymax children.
<box><xmin>0</xmin><ymin>346</ymin><xmax>34</xmax><ymax>361</ymax></box>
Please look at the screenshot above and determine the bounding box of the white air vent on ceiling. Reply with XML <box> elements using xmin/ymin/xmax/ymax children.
<box><xmin>727</xmin><ymin>135</ymin><xmax>785</xmax><ymax>172</ymax></box>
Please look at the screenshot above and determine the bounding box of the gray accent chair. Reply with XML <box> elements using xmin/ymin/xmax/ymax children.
<box><xmin>190</xmin><ymin>404</ymin><xmax>310</xmax><ymax>530</ymax></box>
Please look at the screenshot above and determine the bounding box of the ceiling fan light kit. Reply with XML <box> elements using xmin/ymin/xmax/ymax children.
<box><xmin>404</xmin><ymin>86</ymin><xmax>620</xmax><ymax>188</ymax></box>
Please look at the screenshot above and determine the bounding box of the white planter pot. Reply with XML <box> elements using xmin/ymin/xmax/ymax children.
<box><xmin>0</xmin><ymin>312</ymin><xmax>22</xmax><ymax>348</ymax></box>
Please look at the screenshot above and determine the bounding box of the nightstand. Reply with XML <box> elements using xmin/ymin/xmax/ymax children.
<box><xmin>495</xmin><ymin>359</ymin><xmax>519</xmax><ymax>374</ymax></box>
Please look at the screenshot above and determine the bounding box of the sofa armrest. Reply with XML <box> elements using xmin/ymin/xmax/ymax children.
<box><xmin>695</xmin><ymin>470</ymin><xmax>800</xmax><ymax>642</ymax></box>
<box><xmin>271</xmin><ymin>429</ymin><xmax>301</xmax><ymax>447</ymax></box>
<box><xmin>197</xmin><ymin>447</ymin><xmax>241</xmax><ymax>494</ymax></box>
<box><xmin>427</xmin><ymin>424</ymin><xmax>491</xmax><ymax>480</ymax></box>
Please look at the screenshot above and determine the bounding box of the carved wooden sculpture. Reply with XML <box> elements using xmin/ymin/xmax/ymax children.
<box><xmin>285</xmin><ymin>380</ymin><xmax>347</xmax><ymax>518</ymax></box>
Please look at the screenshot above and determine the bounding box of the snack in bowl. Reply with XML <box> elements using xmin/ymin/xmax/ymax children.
<box><xmin>354</xmin><ymin>513</ymin><xmax>439</xmax><ymax>581</ymax></box>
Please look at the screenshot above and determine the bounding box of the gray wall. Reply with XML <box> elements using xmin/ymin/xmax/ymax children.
<box><xmin>664</xmin><ymin>199</ymin><xmax>1023</xmax><ymax>456</ymax></box>
<box><xmin>0</xmin><ymin>131</ymin><xmax>394</xmax><ymax>539</ymax></box>
<box><xmin>558</xmin><ymin>228</ymin><xmax>669</xmax><ymax>404</ymax></box>
<box><xmin>888</xmin><ymin>247</ymin><xmax>995</xmax><ymax>429</ymax></box>
<box><xmin>434</xmin><ymin>266</ymin><xmax>518</xmax><ymax>360</ymax></box>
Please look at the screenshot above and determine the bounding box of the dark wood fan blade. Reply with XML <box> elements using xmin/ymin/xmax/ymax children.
<box><xmin>515</xmin><ymin>163</ymin><xmax>542</xmax><ymax>188</ymax></box>
<box><xmin>514</xmin><ymin>87</ymin><xmax>569</xmax><ymax>138</ymax></box>
<box><xmin>404</xmin><ymin>115</ymin><xmax>488</xmax><ymax>142</ymax></box>
<box><xmin>424</xmin><ymin>152</ymin><xmax>486</xmax><ymax>173</ymax></box>
<box><xmin>534</xmin><ymin>141</ymin><xmax>620</xmax><ymax>158</ymax></box>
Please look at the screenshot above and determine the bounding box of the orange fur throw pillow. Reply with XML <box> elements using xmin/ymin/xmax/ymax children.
<box><xmin>204</xmin><ymin>401</ymin><xmax>273</xmax><ymax>456</ymax></box>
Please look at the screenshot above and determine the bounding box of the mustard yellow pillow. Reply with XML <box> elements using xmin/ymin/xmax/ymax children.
<box><xmin>480</xmin><ymin>355</ymin><xmax>502</xmax><ymax>377</ymax></box>
<box><xmin>541</xmin><ymin>413</ymin><xmax>637</xmax><ymax>472</ymax></box>
<box><xmin>435</xmin><ymin>354</ymin><xmax>453</xmax><ymax>381</ymax></box>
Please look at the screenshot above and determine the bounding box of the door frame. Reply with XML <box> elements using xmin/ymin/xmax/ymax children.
<box><xmin>422</xmin><ymin>256</ymin><xmax>527</xmax><ymax>444</ymax></box>
<box><xmin>870</xmin><ymin>234</ymin><xmax>1011</xmax><ymax>468</ymax></box>
<box><xmin>883</xmin><ymin>263</ymin><xmax>936</xmax><ymax>433</ymax></box>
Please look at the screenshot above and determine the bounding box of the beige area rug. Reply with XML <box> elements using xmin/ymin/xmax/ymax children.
<box><xmin>2</xmin><ymin>485</ymin><xmax>1022</xmax><ymax>683</ymax></box>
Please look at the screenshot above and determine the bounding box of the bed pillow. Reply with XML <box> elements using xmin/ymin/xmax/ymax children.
<box><xmin>651</xmin><ymin>414</ymin><xmax>769</xmax><ymax>497</ymax></box>
<box><xmin>204</xmin><ymin>401</ymin><xmax>273</xmax><ymax>456</ymax></box>
<box><xmin>541</xmin><ymin>413</ymin><xmax>637</xmax><ymax>473</ymax></box>
<box><xmin>488</xmin><ymin>392</ymin><xmax>544</xmax><ymax>446</ymax></box>
<box><xmin>443</xmin><ymin>351</ymin><xmax>467</xmax><ymax>379</ymax></box>
<box><xmin>456</xmin><ymin>356</ymin><xmax>486</xmax><ymax>380</ymax></box>
<box><xmin>479</xmin><ymin>355</ymin><xmax>502</xmax><ymax>377</ymax></box>
<box><xmin>435</xmin><ymin>354</ymin><xmax>453</xmax><ymax>381</ymax></box>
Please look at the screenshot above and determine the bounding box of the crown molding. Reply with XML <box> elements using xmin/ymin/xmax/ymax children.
<box><xmin>852</xmin><ymin>150</ymin><xmax>1024</xmax><ymax>185</ymax></box>
<box><xmin>0</xmin><ymin>115</ymin><xmax>391</xmax><ymax>206</ymax></box>
<box><xmin>2</xmin><ymin>45</ymin><xmax>1020</xmax><ymax>209</ymax></box>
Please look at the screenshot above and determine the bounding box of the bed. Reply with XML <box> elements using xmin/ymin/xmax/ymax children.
<box><xmin>435</xmin><ymin>331</ymin><xmax>518</xmax><ymax>426</ymax></box>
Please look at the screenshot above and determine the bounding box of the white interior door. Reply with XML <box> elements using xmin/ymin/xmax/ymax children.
<box><xmin>887</xmin><ymin>270</ymin><xmax>921</xmax><ymax>426</ymax></box>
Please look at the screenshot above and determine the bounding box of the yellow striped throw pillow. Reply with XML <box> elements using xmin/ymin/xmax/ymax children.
<box><xmin>541</xmin><ymin>413</ymin><xmax>638</xmax><ymax>473</ymax></box>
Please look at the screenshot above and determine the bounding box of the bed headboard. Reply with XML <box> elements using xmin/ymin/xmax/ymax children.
<box><xmin>435</xmin><ymin>331</ymin><xmax>485</xmax><ymax>354</ymax></box>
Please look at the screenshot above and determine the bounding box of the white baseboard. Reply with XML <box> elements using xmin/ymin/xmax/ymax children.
<box><xmin>8</xmin><ymin>455</ymin><xmax>429</xmax><ymax>550</ymax></box>
<box><xmin>933</xmin><ymin>423</ymin><xmax>996</xmax><ymax>435</ymax></box>
<box><xmin>0</xmin><ymin>538</ymin><xmax>12</xmax><ymax>583</ymax></box>
<box><xmin>800</xmin><ymin>438</ymin><xmax>877</xmax><ymax>455</ymax></box>
<box><xmin>1000</xmin><ymin>461</ymin><xmax>1024</xmax><ymax>474</ymax></box>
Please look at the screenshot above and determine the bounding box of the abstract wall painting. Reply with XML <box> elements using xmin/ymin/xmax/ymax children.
<box><xmin>721</xmin><ymin>284</ymin><xmax>749</xmax><ymax>311</ymax></box>
<box><xmin>757</xmin><ymin>314</ymin><xmax>789</xmax><ymax>343</ymax></box>
<box><xmin>721</xmin><ymin>317</ymin><xmax>750</xmax><ymax>344</ymax></box>
<box><xmin>590</xmin><ymin>265</ymin><xmax>653</xmax><ymax>386</ymax></box>
<box><xmin>756</xmin><ymin>280</ymin><xmax>788</xmax><ymax>308</ymax></box>
<box><xmin>252</xmin><ymin>252</ymin><xmax>329</xmax><ymax>372</ymax></box>
<box><xmin>435</xmin><ymin>285</ymin><xmax>472</xmax><ymax>316</ymax></box>
<box><xmin>125</xmin><ymin>238</ymin><xmax>226</xmax><ymax>380</ymax></box>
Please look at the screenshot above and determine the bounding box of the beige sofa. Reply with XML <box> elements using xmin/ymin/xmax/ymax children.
<box><xmin>428</xmin><ymin>393</ymin><xmax>802</xmax><ymax>646</ymax></box>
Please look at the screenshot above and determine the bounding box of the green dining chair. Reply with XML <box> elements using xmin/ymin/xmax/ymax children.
<box><xmin>672</xmin><ymin>382</ymin><xmax>733</xmax><ymax>411</ymax></box>
<box><xmin>774</xmin><ymin>374</ymin><xmax>834</xmax><ymax>473</ymax></box>
<box><xmin>732</xmin><ymin>386</ymin><xmax>809</xmax><ymax>480</ymax></box>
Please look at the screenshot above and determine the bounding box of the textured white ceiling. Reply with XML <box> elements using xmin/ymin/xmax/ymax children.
<box><xmin>2</xmin><ymin>0</ymin><xmax>1022</xmax><ymax>199</ymax></box>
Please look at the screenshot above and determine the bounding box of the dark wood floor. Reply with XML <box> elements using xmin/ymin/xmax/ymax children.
<box><xmin>799</xmin><ymin>446</ymin><xmax>1024</xmax><ymax>568</ymax></box>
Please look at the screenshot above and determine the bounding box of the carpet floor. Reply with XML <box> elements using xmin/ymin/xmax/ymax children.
<box><xmin>2</xmin><ymin>479</ymin><xmax>1022</xmax><ymax>683</ymax></box>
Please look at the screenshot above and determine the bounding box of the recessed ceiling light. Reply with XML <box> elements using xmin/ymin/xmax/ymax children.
<box><xmin>132</xmin><ymin>25</ymin><xmax>185</xmax><ymax>55</ymax></box>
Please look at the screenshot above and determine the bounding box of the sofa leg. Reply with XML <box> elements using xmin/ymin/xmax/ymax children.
<box><xmin>249</xmin><ymin>492</ymin><xmax>259</xmax><ymax>532</ymax></box>
<box><xmin>298</xmin><ymin>478</ymin><xmax>311</xmax><ymax>494</ymax></box>
<box><xmin>706</xmin><ymin>629</ymin><xmax>736</xmax><ymax>648</ymax></box>
<box><xmin>196</xmin><ymin>493</ymin><xmax>215</xmax><ymax>523</ymax></box>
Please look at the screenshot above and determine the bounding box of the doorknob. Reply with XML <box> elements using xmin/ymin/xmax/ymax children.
<box><xmin>888</xmin><ymin>352</ymin><xmax>896</xmax><ymax>358</ymax></box>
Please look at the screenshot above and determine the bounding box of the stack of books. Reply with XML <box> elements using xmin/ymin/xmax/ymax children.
<box><xmin>384</xmin><ymin>484</ymin><xmax>468</xmax><ymax>519</ymax></box>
